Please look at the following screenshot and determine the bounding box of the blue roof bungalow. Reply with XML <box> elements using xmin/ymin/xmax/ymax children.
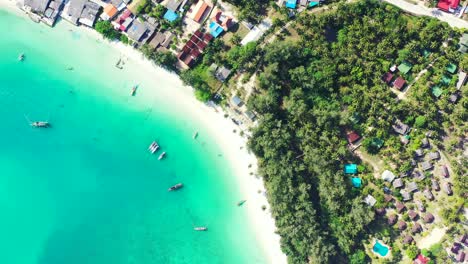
<box><xmin>352</xmin><ymin>177</ymin><xmax>362</xmax><ymax>188</ymax></box>
<box><xmin>309</xmin><ymin>1</ymin><xmax>319</xmax><ymax>7</ymax></box>
<box><xmin>209</xmin><ymin>21</ymin><xmax>224</xmax><ymax>38</ymax></box>
<box><xmin>344</xmin><ymin>164</ymin><xmax>358</xmax><ymax>174</ymax></box>
<box><xmin>285</xmin><ymin>0</ymin><xmax>297</xmax><ymax>8</ymax></box>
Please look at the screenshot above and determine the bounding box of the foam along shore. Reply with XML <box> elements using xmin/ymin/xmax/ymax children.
<box><xmin>0</xmin><ymin>1</ymin><xmax>287</xmax><ymax>263</ymax></box>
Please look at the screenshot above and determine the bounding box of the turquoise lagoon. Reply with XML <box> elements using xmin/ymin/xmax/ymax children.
<box><xmin>0</xmin><ymin>10</ymin><xmax>266</xmax><ymax>264</ymax></box>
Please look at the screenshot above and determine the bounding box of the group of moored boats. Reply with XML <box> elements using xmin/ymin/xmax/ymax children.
<box><xmin>148</xmin><ymin>140</ymin><xmax>166</xmax><ymax>160</ymax></box>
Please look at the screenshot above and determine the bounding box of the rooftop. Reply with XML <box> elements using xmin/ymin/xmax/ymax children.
<box><xmin>398</xmin><ymin>61</ymin><xmax>413</xmax><ymax>74</ymax></box>
<box><xmin>393</xmin><ymin>76</ymin><xmax>406</xmax><ymax>90</ymax></box>
<box><xmin>344</xmin><ymin>164</ymin><xmax>358</xmax><ymax>174</ymax></box>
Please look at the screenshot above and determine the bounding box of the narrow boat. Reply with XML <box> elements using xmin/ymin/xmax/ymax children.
<box><xmin>66</xmin><ymin>67</ymin><xmax>74</xmax><ymax>71</ymax></box>
<box><xmin>18</xmin><ymin>53</ymin><xmax>25</xmax><ymax>61</ymax></box>
<box><xmin>31</xmin><ymin>121</ymin><xmax>50</xmax><ymax>128</ymax></box>
<box><xmin>168</xmin><ymin>183</ymin><xmax>183</xmax><ymax>191</ymax></box>
<box><xmin>193</xmin><ymin>131</ymin><xmax>198</xmax><ymax>139</ymax></box>
<box><xmin>237</xmin><ymin>200</ymin><xmax>247</xmax><ymax>206</ymax></box>
<box><xmin>131</xmin><ymin>85</ymin><xmax>137</xmax><ymax>96</ymax></box>
<box><xmin>194</xmin><ymin>227</ymin><xmax>207</xmax><ymax>231</ymax></box>
<box><xmin>158</xmin><ymin>151</ymin><xmax>166</xmax><ymax>160</ymax></box>
<box><xmin>148</xmin><ymin>141</ymin><xmax>159</xmax><ymax>154</ymax></box>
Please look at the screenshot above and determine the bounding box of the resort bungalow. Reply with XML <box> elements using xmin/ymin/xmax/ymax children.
<box><xmin>449</xmin><ymin>93</ymin><xmax>459</xmax><ymax>103</ymax></box>
<box><xmin>428</xmin><ymin>151</ymin><xmax>440</xmax><ymax>161</ymax></box>
<box><xmin>393</xmin><ymin>178</ymin><xmax>404</xmax><ymax>188</ymax></box>
<box><xmin>23</xmin><ymin>0</ymin><xmax>51</xmax><ymax>14</ymax></box>
<box><xmin>344</xmin><ymin>164</ymin><xmax>358</xmax><ymax>174</ymax></box>
<box><xmin>346</xmin><ymin>131</ymin><xmax>361</xmax><ymax>145</ymax></box>
<box><xmin>393</xmin><ymin>76</ymin><xmax>406</xmax><ymax>90</ymax></box>
<box><xmin>101</xmin><ymin>4</ymin><xmax>118</xmax><ymax>20</ymax></box>
<box><xmin>392</xmin><ymin>120</ymin><xmax>409</xmax><ymax>135</ymax></box>
<box><xmin>412</xmin><ymin>223</ymin><xmax>422</xmax><ymax>234</ymax></box>
<box><xmin>403</xmin><ymin>235</ymin><xmax>414</xmax><ymax>245</ymax></box>
<box><xmin>452</xmin><ymin>242</ymin><xmax>462</xmax><ymax>254</ymax></box>
<box><xmin>215</xmin><ymin>66</ymin><xmax>232</xmax><ymax>82</ymax></box>
<box><xmin>382</xmin><ymin>72</ymin><xmax>394</xmax><ymax>84</ymax></box>
<box><xmin>459</xmin><ymin>33</ymin><xmax>468</xmax><ymax>53</ymax></box>
<box><xmin>424</xmin><ymin>213</ymin><xmax>434</xmax><ymax>223</ymax></box>
<box><xmin>401</xmin><ymin>190</ymin><xmax>412</xmax><ymax>201</ymax></box>
<box><xmin>231</xmin><ymin>96</ymin><xmax>243</xmax><ymax>107</ymax></box>
<box><xmin>421</xmin><ymin>161</ymin><xmax>433</xmax><ymax>171</ymax></box>
<box><xmin>443</xmin><ymin>183</ymin><xmax>453</xmax><ymax>195</ymax></box>
<box><xmin>398</xmin><ymin>220</ymin><xmax>407</xmax><ymax>231</ymax></box>
<box><xmin>431</xmin><ymin>179</ymin><xmax>440</xmax><ymax>191</ymax></box>
<box><xmin>414</xmin><ymin>254</ymin><xmax>430</xmax><ymax>264</ymax></box>
<box><xmin>396</xmin><ymin>201</ymin><xmax>406</xmax><ymax>213</ymax></box>
<box><xmin>384</xmin><ymin>194</ymin><xmax>393</xmax><ymax>203</ymax></box>
<box><xmin>408</xmin><ymin>182</ymin><xmax>418</xmax><ymax>193</ymax></box>
<box><xmin>437</xmin><ymin>0</ymin><xmax>460</xmax><ymax>12</ymax></box>
<box><xmin>421</xmin><ymin>137</ymin><xmax>430</xmax><ymax>148</ymax></box>
<box><xmin>364</xmin><ymin>195</ymin><xmax>376</xmax><ymax>207</ymax></box>
<box><xmin>285</xmin><ymin>0</ymin><xmax>297</xmax><ymax>8</ymax></box>
<box><xmin>351</xmin><ymin>177</ymin><xmax>362</xmax><ymax>188</ymax></box>
<box><xmin>398</xmin><ymin>61</ymin><xmax>413</xmax><ymax>74</ymax></box>
<box><xmin>423</xmin><ymin>188</ymin><xmax>434</xmax><ymax>200</ymax></box>
<box><xmin>244</xmin><ymin>111</ymin><xmax>257</xmax><ymax>122</ymax></box>
<box><xmin>441</xmin><ymin>165</ymin><xmax>449</xmax><ymax>178</ymax></box>
<box><xmin>412</xmin><ymin>170</ymin><xmax>425</xmax><ymax>181</ymax></box>
<box><xmin>382</xmin><ymin>170</ymin><xmax>396</xmax><ymax>183</ymax></box>
<box><xmin>408</xmin><ymin>210</ymin><xmax>418</xmax><ymax>221</ymax></box>
<box><xmin>415</xmin><ymin>200</ymin><xmax>425</xmax><ymax>212</ymax></box>
<box><xmin>456</xmin><ymin>251</ymin><xmax>466</xmax><ymax>263</ymax></box>
<box><xmin>388</xmin><ymin>214</ymin><xmax>398</xmax><ymax>225</ymax></box>
<box><xmin>456</xmin><ymin>71</ymin><xmax>467</xmax><ymax>90</ymax></box>
<box><xmin>414</xmin><ymin>149</ymin><xmax>424</xmax><ymax>158</ymax></box>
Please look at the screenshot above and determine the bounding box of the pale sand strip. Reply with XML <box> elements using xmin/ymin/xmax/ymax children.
<box><xmin>0</xmin><ymin>1</ymin><xmax>287</xmax><ymax>262</ymax></box>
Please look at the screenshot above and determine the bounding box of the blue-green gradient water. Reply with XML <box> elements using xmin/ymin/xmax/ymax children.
<box><xmin>0</xmin><ymin>10</ymin><xmax>266</xmax><ymax>264</ymax></box>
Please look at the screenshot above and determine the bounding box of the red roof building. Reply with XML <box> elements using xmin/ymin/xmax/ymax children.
<box><xmin>393</xmin><ymin>76</ymin><xmax>406</xmax><ymax>90</ymax></box>
<box><xmin>346</xmin><ymin>131</ymin><xmax>361</xmax><ymax>144</ymax></box>
<box><xmin>437</xmin><ymin>0</ymin><xmax>460</xmax><ymax>12</ymax></box>
<box><xmin>382</xmin><ymin>72</ymin><xmax>394</xmax><ymax>84</ymax></box>
<box><xmin>414</xmin><ymin>254</ymin><xmax>429</xmax><ymax>264</ymax></box>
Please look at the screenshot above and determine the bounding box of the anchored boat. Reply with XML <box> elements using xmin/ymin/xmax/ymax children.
<box><xmin>168</xmin><ymin>183</ymin><xmax>183</xmax><ymax>191</ymax></box>
<box><xmin>193</xmin><ymin>131</ymin><xmax>198</xmax><ymax>139</ymax></box>
<box><xmin>194</xmin><ymin>227</ymin><xmax>208</xmax><ymax>231</ymax></box>
<box><xmin>31</xmin><ymin>121</ymin><xmax>50</xmax><ymax>128</ymax></box>
<box><xmin>18</xmin><ymin>53</ymin><xmax>25</xmax><ymax>61</ymax></box>
<box><xmin>158</xmin><ymin>151</ymin><xmax>166</xmax><ymax>160</ymax></box>
<box><xmin>237</xmin><ymin>200</ymin><xmax>247</xmax><ymax>206</ymax></box>
<box><xmin>131</xmin><ymin>85</ymin><xmax>138</xmax><ymax>96</ymax></box>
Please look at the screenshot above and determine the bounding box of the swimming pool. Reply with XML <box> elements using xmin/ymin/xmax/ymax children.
<box><xmin>373</xmin><ymin>241</ymin><xmax>389</xmax><ymax>257</ymax></box>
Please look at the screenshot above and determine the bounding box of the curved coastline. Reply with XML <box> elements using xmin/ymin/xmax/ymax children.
<box><xmin>0</xmin><ymin>1</ymin><xmax>286</xmax><ymax>263</ymax></box>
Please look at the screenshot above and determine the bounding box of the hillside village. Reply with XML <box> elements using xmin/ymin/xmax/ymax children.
<box><xmin>12</xmin><ymin>0</ymin><xmax>468</xmax><ymax>263</ymax></box>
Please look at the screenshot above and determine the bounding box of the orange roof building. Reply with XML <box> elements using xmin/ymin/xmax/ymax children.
<box><xmin>190</xmin><ymin>1</ymin><xmax>211</xmax><ymax>23</ymax></box>
<box><xmin>102</xmin><ymin>4</ymin><xmax>118</xmax><ymax>20</ymax></box>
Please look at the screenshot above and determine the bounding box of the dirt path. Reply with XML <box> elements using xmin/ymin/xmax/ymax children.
<box><xmin>355</xmin><ymin>149</ymin><xmax>384</xmax><ymax>178</ymax></box>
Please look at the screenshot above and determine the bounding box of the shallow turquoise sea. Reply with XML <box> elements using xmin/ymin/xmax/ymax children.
<box><xmin>0</xmin><ymin>10</ymin><xmax>266</xmax><ymax>264</ymax></box>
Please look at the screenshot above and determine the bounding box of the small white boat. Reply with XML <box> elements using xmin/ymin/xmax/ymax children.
<box><xmin>31</xmin><ymin>121</ymin><xmax>50</xmax><ymax>128</ymax></box>
<box><xmin>194</xmin><ymin>227</ymin><xmax>207</xmax><ymax>231</ymax></box>
<box><xmin>168</xmin><ymin>183</ymin><xmax>183</xmax><ymax>191</ymax></box>
<box><xmin>18</xmin><ymin>53</ymin><xmax>25</xmax><ymax>61</ymax></box>
<box><xmin>158</xmin><ymin>151</ymin><xmax>166</xmax><ymax>160</ymax></box>
<box><xmin>193</xmin><ymin>131</ymin><xmax>198</xmax><ymax>139</ymax></box>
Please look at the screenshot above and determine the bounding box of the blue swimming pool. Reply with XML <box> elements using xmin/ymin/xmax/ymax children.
<box><xmin>373</xmin><ymin>241</ymin><xmax>389</xmax><ymax>257</ymax></box>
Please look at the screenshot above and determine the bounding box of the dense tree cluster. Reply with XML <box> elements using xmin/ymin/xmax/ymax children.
<box><xmin>245</xmin><ymin>1</ymin><xmax>461</xmax><ymax>262</ymax></box>
<box><xmin>223</xmin><ymin>0</ymin><xmax>270</xmax><ymax>23</ymax></box>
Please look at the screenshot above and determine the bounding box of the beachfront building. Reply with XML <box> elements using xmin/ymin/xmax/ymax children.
<box><xmin>101</xmin><ymin>4</ymin><xmax>118</xmax><ymax>21</ymax></box>
<box><xmin>22</xmin><ymin>0</ymin><xmax>63</xmax><ymax>26</ymax></box>
<box><xmin>112</xmin><ymin>9</ymin><xmax>134</xmax><ymax>32</ymax></box>
<box><xmin>208</xmin><ymin>9</ymin><xmax>233</xmax><ymax>38</ymax></box>
<box><xmin>148</xmin><ymin>31</ymin><xmax>174</xmax><ymax>51</ymax></box>
<box><xmin>61</xmin><ymin>0</ymin><xmax>100</xmax><ymax>27</ymax></box>
<box><xmin>126</xmin><ymin>19</ymin><xmax>156</xmax><ymax>45</ymax></box>
<box><xmin>23</xmin><ymin>0</ymin><xmax>51</xmax><ymax>14</ymax></box>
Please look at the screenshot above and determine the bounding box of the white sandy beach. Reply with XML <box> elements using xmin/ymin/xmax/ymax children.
<box><xmin>0</xmin><ymin>1</ymin><xmax>287</xmax><ymax>263</ymax></box>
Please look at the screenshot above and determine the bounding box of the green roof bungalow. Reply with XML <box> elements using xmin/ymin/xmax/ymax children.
<box><xmin>371</xmin><ymin>138</ymin><xmax>384</xmax><ymax>149</ymax></box>
<box><xmin>398</xmin><ymin>61</ymin><xmax>413</xmax><ymax>75</ymax></box>
<box><xmin>440</xmin><ymin>75</ymin><xmax>452</xmax><ymax>85</ymax></box>
<box><xmin>446</xmin><ymin>63</ymin><xmax>457</xmax><ymax>74</ymax></box>
<box><xmin>423</xmin><ymin>49</ymin><xmax>431</xmax><ymax>58</ymax></box>
<box><xmin>349</xmin><ymin>113</ymin><xmax>361</xmax><ymax>124</ymax></box>
<box><xmin>351</xmin><ymin>177</ymin><xmax>362</xmax><ymax>188</ymax></box>
<box><xmin>344</xmin><ymin>164</ymin><xmax>358</xmax><ymax>174</ymax></box>
<box><xmin>432</xmin><ymin>85</ymin><xmax>443</xmax><ymax>98</ymax></box>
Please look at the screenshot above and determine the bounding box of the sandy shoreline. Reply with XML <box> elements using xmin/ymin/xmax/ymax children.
<box><xmin>0</xmin><ymin>1</ymin><xmax>286</xmax><ymax>263</ymax></box>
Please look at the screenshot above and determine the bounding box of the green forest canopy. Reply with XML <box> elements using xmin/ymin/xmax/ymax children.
<box><xmin>246</xmin><ymin>1</ymin><xmax>463</xmax><ymax>263</ymax></box>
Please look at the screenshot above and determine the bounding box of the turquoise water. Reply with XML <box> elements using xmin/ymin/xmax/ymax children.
<box><xmin>372</xmin><ymin>241</ymin><xmax>389</xmax><ymax>257</ymax></box>
<box><xmin>0</xmin><ymin>10</ymin><xmax>266</xmax><ymax>264</ymax></box>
